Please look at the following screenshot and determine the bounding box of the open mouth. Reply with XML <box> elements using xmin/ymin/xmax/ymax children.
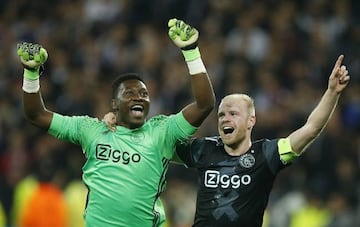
<box><xmin>223</xmin><ymin>126</ymin><xmax>234</xmax><ymax>135</ymax></box>
<box><xmin>130</xmin><ymin>104</ymin><xmax>144</xmax><ymax>117</ymax></box>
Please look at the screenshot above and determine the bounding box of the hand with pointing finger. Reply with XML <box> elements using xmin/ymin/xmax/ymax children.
<box><xmin>328</xmin><ymin>54</ymin><xmax>350</xmax><ymax>93</ymax></box>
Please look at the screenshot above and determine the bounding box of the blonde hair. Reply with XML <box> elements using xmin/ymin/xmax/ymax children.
<box><xmin>221</xmin><ymin>94</ymin><xmax>255</xmax><ymax>116</ymax></box>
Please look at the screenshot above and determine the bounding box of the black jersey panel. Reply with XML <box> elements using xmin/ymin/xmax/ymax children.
<box><xmin>190</xmin><ymin>137</ymin><xmax>282</xmax><ymax>227</ymax></box>
<box><xmin>175</xmin><ymin>139</ymin><xmax>195</xmax><ymax>167</ymax></box>
<box><xmin>262</xmin><ymin>138</ymin><xmax>290</xmax><ymax>175</ymax></box>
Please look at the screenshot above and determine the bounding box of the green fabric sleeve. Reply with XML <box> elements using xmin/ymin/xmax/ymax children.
<box><xmin>175</xmin><ymin>112</ymin><xmax>197</xmax><ymax>136</ymax></box>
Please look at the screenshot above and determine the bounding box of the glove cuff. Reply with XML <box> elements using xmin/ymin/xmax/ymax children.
<box><xmin>23</xmin><ymin>68</ymin><xmax>40</xmax><ymax>80</ymax></box>
<box><xmin>181</xmin><ymin>47</ymin><xmax>201</xmax><ymax>62</ymax></box>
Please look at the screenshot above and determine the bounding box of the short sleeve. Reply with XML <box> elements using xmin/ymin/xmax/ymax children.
<box><xmin>48</xmin><ymin>113</ymin><xmax>81</xmax><ymax>144</ymax></box>
<box><xmin>174</xmin><ymin>112</ymin><xmax>198</xmax><ymax>138</ymax></box>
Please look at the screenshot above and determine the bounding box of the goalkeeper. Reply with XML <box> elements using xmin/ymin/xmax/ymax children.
<box><xmin>17</xmin><ymin>19</ymin><xmax>215</xmax><ymax>227</ymax></box>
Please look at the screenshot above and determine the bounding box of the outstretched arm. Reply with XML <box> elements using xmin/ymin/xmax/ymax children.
<box><xmin>103</xmin><ymin>20</ymin><xmax>215</xmax><ymax>130</ymax></box>
<box><xmin>18</xmin><ymin>42</ymin><xmax>53</xmax><ymax>130</ymax></box>
<box><xmin>168</xmin><ymin>19</ymin><xmax>215</xmax><ymax>127</ymax></box>
<box><xmin>288</xmin><ymin>55</ymin><xmax>350</xmax><ymax>154</ymax></box>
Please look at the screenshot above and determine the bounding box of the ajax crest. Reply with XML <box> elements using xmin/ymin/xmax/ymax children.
<box><xmin>239</xmin><ymin>154</ymin><xmax>255</xmax><ymax>168</ymax></box>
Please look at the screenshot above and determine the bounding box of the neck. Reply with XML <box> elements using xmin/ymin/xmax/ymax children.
<box><xmin>224</xmin><ymin>139</ymin><xmax>252</xmax><ymax>156</ymax></box>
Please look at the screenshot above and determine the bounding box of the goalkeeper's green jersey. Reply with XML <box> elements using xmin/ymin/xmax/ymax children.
<box><xmin>48</xmin><ymin>112</ymin><xmax>197</xmax><ymax>227</ymax></box>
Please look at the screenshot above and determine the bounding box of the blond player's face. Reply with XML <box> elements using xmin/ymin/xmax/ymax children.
<box><xmin>217</xmin><ymin>98</ymin><xmax>251</xmax><ymax>146</ymax></box>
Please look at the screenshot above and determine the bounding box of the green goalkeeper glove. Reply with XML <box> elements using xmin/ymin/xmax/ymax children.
<box><xmin>17</xmin><ymin>42</ymin><xmax>48</xmax><ymax>80</ymax></box>
<box><xmin>168</xmin><ymin>18</ymin><xmax>201</xmax><ymax>62</ymax></box>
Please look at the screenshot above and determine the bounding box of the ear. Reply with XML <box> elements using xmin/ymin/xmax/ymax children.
<box><xmin>111</xmin><ymin>99</ymin><xmax>118</xmax><ymax>111</ymax></box>
<box><xmin>247</xmin><ymin>115</ymin><xmax>256</xmax><ymax>130</ymax></box>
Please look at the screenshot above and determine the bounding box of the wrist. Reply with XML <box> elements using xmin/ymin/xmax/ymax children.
<box><xmin>181</xmin><ymin>42</ymin><xmax>198</xmax><ymax>51</ymax></box>
<box><xmin>326</xmin><ymin>87</ymin><xmax>341</xmax><ymax>96</ymax></box>
<box><xmin>23</xmin><ymin>68</ymin><xmax>40</xmax><ymax>80</ymax></box>
<box><xmin>181</xmin><ymin>47</ymin><xmax>201</xmax><ymax>62</ymax></box>
<box><xmin>186</xmin><ymin>58</ymin><xmax>207</xmax><ymax>75</ymax></box>
<box><xmin>22</xmin><ymin>77</ymin><xmax>40</xmax><ymax>93</ymax></box>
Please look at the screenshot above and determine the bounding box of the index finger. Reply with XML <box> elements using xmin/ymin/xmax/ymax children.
<box><xmin>333</xmin><ymin>54</ymin><xmax>344</xmax><ymax>72</ymax></box>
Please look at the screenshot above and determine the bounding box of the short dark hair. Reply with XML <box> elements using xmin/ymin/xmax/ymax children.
<box><xmin>111</xmin><ymin>73</ymin><xmax>145</xmax><ymax>98</ymax></box>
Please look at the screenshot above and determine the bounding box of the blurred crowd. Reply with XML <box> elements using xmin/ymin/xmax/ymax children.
<box><xmin>0</xmin><ymin>0</ymin><xmax>359</xmax><ymax>226</ymax></box>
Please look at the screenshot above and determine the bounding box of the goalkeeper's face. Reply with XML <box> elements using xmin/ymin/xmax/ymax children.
<box><xmin>113</xmin><ymin>79</ymin><xmax>150</xmax><ymax>129</ymax></box>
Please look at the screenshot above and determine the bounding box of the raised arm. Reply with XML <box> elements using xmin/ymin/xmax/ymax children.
<box><xmin>168</xmin><ymin>19</ymin><xmax>215</xmax><ymax>127</ymax></box>
<box><xmin>17</xmin><ymin>42</ymin><xmax>53</xmax><ymax>130</ymax></box>
<box><xmin>288</xmin><ymin>55</ymin><xmax>350</xmax><ymax>154</ymax></box>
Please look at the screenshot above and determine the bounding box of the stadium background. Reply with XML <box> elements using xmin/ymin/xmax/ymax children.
<box><xmin>0</xmin><ymin>0</ymin><xmax>359</xmax><ymax>226</ymax></box>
